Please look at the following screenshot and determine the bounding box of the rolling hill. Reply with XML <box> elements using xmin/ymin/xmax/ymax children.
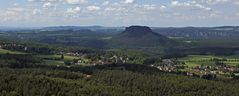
<box><xmin>153</xmin><ymin>26</ymin><xmax>239</xmax><ymax>39</ymax></box>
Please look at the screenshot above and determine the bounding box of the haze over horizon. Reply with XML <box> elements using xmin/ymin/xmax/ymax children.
<box><xmin>0</xmin><ymin>0</ymin><xmax>239</xmax><ymax>27</ymax></box>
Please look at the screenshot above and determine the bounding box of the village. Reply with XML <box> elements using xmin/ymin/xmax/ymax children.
<box><xmin>0</xmin><ymin>41</ymin><xmax>130</xmax><ymax>66</ymax></box>
<box><xmin>64</xmin><ymin>51</ymin><xmax>129</xmax><ymax>66</ymax></box>
<box><xmin>1</xmin><ymin>41</ymin><xmax>239</xmax><ymax>80</ymax></box>
<box><xmin>150</xmin><ymin>58</ymin><xmax>239</xmax><ymax>79</ymax></box>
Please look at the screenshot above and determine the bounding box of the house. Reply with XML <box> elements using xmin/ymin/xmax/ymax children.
<box><xmin>86</xmin><ymin>75</ymin><xmax>92</xmax><ymax>78</ymax></box>
<box><xmin>24</xmin><ymin>47</ymin><xmax>28</xmax><ymax>51</ymax></box>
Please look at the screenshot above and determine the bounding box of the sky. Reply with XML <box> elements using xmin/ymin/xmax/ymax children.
<box><xmin>0</xmin><ymin>0</ymin><xmax>239</xmax><ymax>27</ymax></box>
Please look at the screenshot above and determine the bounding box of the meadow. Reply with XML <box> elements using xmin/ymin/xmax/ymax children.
<box><xmin>179</xmin><ymin>55</ymin><xmax>239</xmax><ymax>67</ymax></box>
<box><xmin>0</xmin><ymin>49</ymin><xmax>25</xmax><ymax>54</ymax></box>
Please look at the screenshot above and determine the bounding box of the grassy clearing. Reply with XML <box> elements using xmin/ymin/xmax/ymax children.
<box><xmin>180</xmin><ymin>55</ymin><xmax>239</xmax><ymax>67</ymax></box>
<box><xmin>0</xmin><ymin>49</ymin><xmax>25</xmax><ymax>54</ymax></box>
<box><xmin>44</xmin><ymin>60</ymin><xmax>65</xmax><ymax>66</ymax></box>
<box><xmin>35</xmin><ymin>54</ymin><xmax>86</xmax><ymax>66</ymax></box>
<box><xmin>36</xmin><ymin>55</ymin><xmax>61</xmax><ymax>58</ymax></box>
<box><xmin>36</xmin><ymin>55</ymin><xmax>80</xmax><ymax>61</ymax></box>
<box><xmin>64</xmin><ymin>55</ymin><xmax>80</xmax><ymax>61</ymax></box>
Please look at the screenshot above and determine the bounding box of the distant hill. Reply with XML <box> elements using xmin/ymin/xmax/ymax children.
<box><xmin>41</xmin><ymin>26</ymin><xmax>104</xmax><ymax>31</ymax></box>
<box><xmin>42</xmin><ymin>26</ymin><xmax>124</xmax><ymax>31</ymax></box>
<box><xmin>111</xmin><ymin>26</ymin><xmax>174</xmax><ymax>47</ymax></box>
<box><xmin>0</xmin><ymin>26</ymin><xmax>39</xmax><ymax>32</ymax></box>
<box><xmin>153</xmin><ymin>26</ymin><xmax>239</xmax><ymax>39</ymax></box>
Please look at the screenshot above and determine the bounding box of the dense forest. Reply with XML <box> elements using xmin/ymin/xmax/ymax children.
<box><xmin>1</xmin><ymin>64</ymin><xmax>239</xmax><ymax>96</ymax></box>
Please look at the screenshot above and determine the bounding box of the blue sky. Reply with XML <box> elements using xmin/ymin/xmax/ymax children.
<box><xmin>0</xmin><ymin>0</ymin><xmax>239</xmax><ymax>27</ymax></box>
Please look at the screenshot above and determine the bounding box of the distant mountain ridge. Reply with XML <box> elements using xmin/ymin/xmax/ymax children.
<box><xmin>41</xmin><ymin>26</ymin><xmax>124</xmax><ymax>31</ymax></box>
<box><xmin>153</xmin><ymin>26</ymin><xmax>239</xmax><ymax>39</ymax></box>
<box><xmin>0</xmin><ymin>26</ymin><xmax>39</xmax><ymax>31</ymax></box>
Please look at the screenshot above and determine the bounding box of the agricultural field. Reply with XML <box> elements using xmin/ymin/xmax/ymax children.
<box><xmin>179</xmin><ymin>55</ymin><xmax>239</xmax><ymax>68</ymax></box>
<box><xmin>43</xmin><ymin>60</ymin><xmax>65</xmax><ymax>66</ymax></box>
<box><xmin>35</xmin><ymin>54</ymin><xmax>91</xmax><ymax>66</ymax></box>
<box><xmin>0</xmin><ymin>48</ymin><xmax>25</xmax><ymax>54</ymax></box>
<box><xmin>36</xmin><ymin>54</ymin><xmax>80</xmax><ymax>61</ymax></box>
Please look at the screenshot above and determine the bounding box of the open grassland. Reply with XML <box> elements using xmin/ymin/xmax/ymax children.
<box><xmin>0</xmin><ymin>49</ymin><xmax>25</xmax><ymax>54</ymax></box>
<box><xmin>36</xmin><ymin>55</ymin><xmax>80</xmax><ymax>61</ymax></box>
<box><xmin>44</xmin><ymin>60</ymin><xmax>65</xmax><ymax>66</ymax></box>
<box><xmin>171</xmin><ymin>37</ymin><xmax>239</xmax><ymax>47</ymax></box>
<box><xmin>36</xmin><ymin>54</ymin><xmax>91</xmax><ymax>66</ymax></box>
<box><xmin>179</xmin><ymin>55</ymin><xmax>239</xmax><ymax>67</ymax></box>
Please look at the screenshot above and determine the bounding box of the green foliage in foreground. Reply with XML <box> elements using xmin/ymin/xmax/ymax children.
<box><xmin>1</xmin><ymin>64</ymin><xmax>239</xmax><ymax>96</ymax></box>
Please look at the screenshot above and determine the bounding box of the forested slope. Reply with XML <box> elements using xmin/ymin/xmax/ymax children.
<box><xmin>1</xmin><ymin>64</ymin><xmax>239</xmax><ymax>96</ymax></box>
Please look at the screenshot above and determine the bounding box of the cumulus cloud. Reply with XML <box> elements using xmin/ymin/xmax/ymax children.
<box><xmin>1</xmin><ymin>0</ymin><xmax>239</xmax><ymax>26</ymax></box>
<box><xmin>33</xmin><ymin>9</ymin><xmax>42</xmax><ymax>15</ymax></box>
<box><xmin>43</xmin><ymin>2</ymin><xmax>53</xmax><ymax>8</ymax></box>
<box><xmin>65</xmin><ymin>0</ymin><xmax>86</xmax><ymax>4</ymax></box>
<box><xmin>143</xmin><ymin>5</ymin><xmax>157</xmax><ymax>10</ymax></box>
<box><xmin>171</xmin><ymin>1</ymin><xmax>212</xmax><ymax>11</ymax></box>
<box><xmin>102</xmin><ymin>1</ymin><xmax>110</xmax><ymax>6</ymax></box>
<box><xmin>86</xmin><ymin>6</ymin><xmax>101</xmax><ymax>11</ymax></box>
<box><xmin>0</xmin><ymin>7</ymin><xmax>31</xmax><ymax>24</ymax></box>
<box><xmin>122</xmin><ymin>0</ymin><xmax>135</xmax><ymax>4</ymax></box>
<box><xmin>205</xmin><ymin>0</ymin><xmax>230</xmax><ymax>4</ymax></box>
<box><xmin>66</xmin><ymin>7</ymin><xmax>81</xmax><ymax>14</ymax></box>
<box><xmin>7</xmin><ymin>7</ymin><xmax>26</xmax><ymax>12</ymax></box>
<box><xmin>105</xmin><ymin>7</ymin><xmax>117</xmax><ymax>11</ymax></box>
<box><xmin>28</xmin><ymin>0</ymin><xmax>58</xmax><ymax>2</ymax></box>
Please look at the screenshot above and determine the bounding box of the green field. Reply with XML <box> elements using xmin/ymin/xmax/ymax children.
<box><xmin>64</xmin><ymin>55</ymin><xmax>81</xmax><ymax>61</ymax></box>
<box><xmin>36</xmin><ymin>54</ymin><xmax>91</xmax><ymax>66</ymax></box>
<box><xmin>0</xmin><ymin>49</ymin><xmax>25</xmax><ymax>54</ymax></box>
<box><xmin>44</xmin><ymin>60</ymin><xmax>65</xmax><ymax>66</ymax></box>
<box><xmin>179</xmin><ymin>55</ymin><xmax>239</xmax><ymax>67</ymax></box>
<box><xmin>36</xmin><ymin>55</ymin><xmax>80</xmax><ymax>61</ymax></box>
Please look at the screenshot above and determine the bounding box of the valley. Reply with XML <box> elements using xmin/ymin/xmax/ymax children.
<box><xmin>1</xmin><ymin>26</ymin><xmax>239</xmax><ymax>96</ymax></box>
<box><xmin>2</xmin><ymin>0</ymin><xmax>239</xmax><ymax>95</ymax></box>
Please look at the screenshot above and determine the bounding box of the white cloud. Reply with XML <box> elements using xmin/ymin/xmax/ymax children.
<box><xmin>28</xmin><ymin>0</ymin><xmax>58</xmax><ymax>2</ymax></box>
<box><xmin>66</xmin><ymin>7</ymin><xmax>81</xmax><ymax>14</ymax></box>
<box><xmin>43</xmin><ymin>2</ymin><xmax>53</xmax><ymax>8</ymax></box>
<box><xmin>1</xmin><ymin>0</ymin><xmax>239</xmax><ymax>26</ymax></box>
<box><xmin>33</xmin><ymin>9</ymin><xmax>42</xmax><ymax>15</ymax></box>
<box><xmin>205</xmin><ymin>0</ymin><xmax>230</xmax><ymax>4</ymax></box>
<box><xmin>143</xmin><ymin>5</ymin><xmax>157</xmax><ymax>10</ymax></box>
<box><xmin>65</xmin><ymin>0</ymin><xmax>86</xmax><ymax>4</ymax></box>
<box><xmin>7</xmin><ymin>7</ymin><xmax>25</xmax><ymax>12</ymax></box>
<box><xmin>171</xmin><ymin>1</ymin><xmax>179</xmax><ymax>6</ymax></box>
<box><xmin>171</xmin><ymin>1</ymin><xmax>212</xmax><ymax>11</ymax></box>
<box><xmin>171</xmin><ymin>1</ymin><xmax>191</xmax><ymax>7</ymax></box>
<box><xmin>0</xmin><ymin>7</ymin><xmax>31</xmax><ymax>23</ymax></box>
<box><xmin>122</xmin><ymin>0</ymin><xmax>135</xmax><ymax>4</ymax></box>
<box><xmin>105</xmin><ymin>7</ymin><xmax>117</xmax><ymax>11</ymax></box>
<box><xmin>86</xmin><ymin>6</ymin><xmax>101</xmax><ymax>11</ymax></box>
<box><xmin>102</xmin><ymin>1</ymin><xmax>110</xmax><ymax>6</ymax></box>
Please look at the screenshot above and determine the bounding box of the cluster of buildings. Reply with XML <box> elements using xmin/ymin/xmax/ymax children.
<box><xmin>190</xmin><ymin>65</ymin><xmax>239</xmax><ymax>77</ymax></box>
<box><xmin>67</xmin><ymin>53</ymin><xmax>130</xmax><ymax>66</ymax></box>
<box><xmin>151</xmin><ymin>58</ymin><xmax>239</xmax><ymax>79</ymax></box>
<box><xmin>0</xmin><ymin>42</ymin><xmax>28</xmax><ymax>52</ymax></box>
<box><xmin>151</xmin><ymin>59</ymin><xmax>182</xmax><ymax>73</ymax></box>
<box><xmin>90</xmin><ymin>55</ymin><xmax>129</xmax><ymax>66</ymax></box>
